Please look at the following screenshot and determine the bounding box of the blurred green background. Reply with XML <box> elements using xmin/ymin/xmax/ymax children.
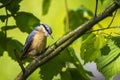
<box><xmin>0</xmin><ymin>0</ymin><xmax>120</xmax><ymax>80</ymax></box>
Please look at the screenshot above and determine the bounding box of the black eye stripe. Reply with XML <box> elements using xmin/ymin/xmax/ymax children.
<box><xmin>42</xmin><ymin>24</ymin><xmax>50</xmax><ymax>33</ymax></box>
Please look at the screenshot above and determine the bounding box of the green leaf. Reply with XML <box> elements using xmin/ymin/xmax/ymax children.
<box><xmin>69</xmin><ymin>68</ymin><xmax>89</xmax><ymax>80</ymax></box>
<box><xmin>66</xmin><ymin>10</ymin><xmax>88</xmax><ymax>31</ymax></box>
<box><xmin>111</xmin><ymin>36</ymin><xmax>120</xmax><ymax>48</ymax></box>
<box><xmin>14</xmin><ymin>12</ymin><xmax>40</xmax><ymax>33</ymax></box>
<box><xmin>1</xmin><ymin>25</ymin><xmax>17</xmax><ymax>31</ymax></box>
<box><xmin>42</xmin><ymin>0</ymin><xmax>51</xmax><ymax>15</ymax></box>
<box><xmin>7</xmin><ymin>39</ymin><xmax>23</xmax><ymax>61</ymax></box>
<box><xmin>61</xmin><ymin>68</ymin><xmax>90</xmax><ymax>80</ymax></box>
<box><xmin>80</xmin><ymin>33</ymin><xmax>107</xmax><ymax>63</ymax></box>
<box><xmin>100</xmin><ymin>0</ymin><xmax>113</xmax><ymax>5</ymax></box>
<box><xmin>96</xmin><ymin>38</ymin><xmax>120</xmax><ymax>79</ymax></box>
<box><xmin>0</xmin><ymin>15</ymin><xmax>11</xmax><ymax>22</ymax></box>
<box><xmin>0</xmin><ymin>31</ymin><xmax>12</xmax><ymax>56</ymax></box>
<box><xmin>94</xmin><ymin>33</ymin><xmax>106</xmax><ymax>49</ymax></box>
<box><xmin>80</xmin><ymin>33</ymin><xmax>97</xmax><ymax>63</ymax></box>
<box><xmin>0</xmin><ymin>0</ymin><xmax>22</xmax><ymax>14</ymax></box>
<box><xmin>64</xmin><ymin>6</ymin><xmax>93</xmax><ymax>32</ymax></box>
<box><xmin>40</xmin><ymin>47</ymin><xmax>91</xmax><ymax>80</ymax></box>
<box><xmin>61</xmin><ymin>69</ymin><xmax>72</xmax><ymax>80</ymax></box>
<box><xmin>100</xmin><ymin>0</ymin><xmax>104</xmax><ymax>4</ymax></box>
<box><xmin>101</xmin><ymin>44</ymin><xmax>111</xmax><ymax>55</ymax></box>
<box><xmin>0</xmin><ymin>31</ymin><xmax>11</xmax><ymax>50</ymax></box>
<box><xmin>0</xmin><ymin>46</ymin><xmax>4</xmax><ymax>56</ymax></box>
<box><xmin>40</xmin><ymin>49</ymin><xmax>71</xmax><ymax>80</ymax></box>
<box><xmin>80</xmin><ymin>6</ymin><xmax>94</xmax><ymax>17</ymax></box>
<box><xmin>6</xmin><ymin>0</ymin><xmax>22</xmax><ymax>14</ymax></box>
<box><xmin>67</xmin><ymin>47</ymin><xmax>91</xmax><ymax>79</ymax></box>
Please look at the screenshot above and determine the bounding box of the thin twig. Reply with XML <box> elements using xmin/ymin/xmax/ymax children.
<box><xmin>95</xmin><ymin>0</ymin><xmax>98</xmax><ymax>17</ymax></box>
<box><xmin>107</xmin><ymin>9</ymin><xmax>117</xmax><ymax>28</ymax></box>
<box><xmin>87</xmin><ymin>26</ymin><xmax>120</xmax><ymax>33</ymax></box>
<box><xmin>0</xmin><ymin>0</ymin><xmax>12</xmax><ymax>8</ymax></box>
<box><xmin>64</xmin><ymin>0</ymin><xmax>69</xmax><ymax>32</ymax></box>
<box><xmin>14</xmin><ymin>49</ymin><xmax>25</xmax><ymax>73</ymax></box>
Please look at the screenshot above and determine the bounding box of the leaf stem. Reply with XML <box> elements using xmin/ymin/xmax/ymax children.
<box><xmin>87</xmin><ymin>26</ymin><xmax>120</xmax><ymax>33</ymax></box>
<box><xmin>5</xmin><ymin>7</ymin><xmax>8</xmax><ymax>37</ymax></box>
<box><xmin>64</xmin><ymin>0</ymin><xmax>69</xmax><ymax>32</ymax></box>
<box><xmin>107</xmin><ymin>9</ymin><xmax>117</xmax><ymax>28</ymax></box>
<box><xmin>95</xmin><ymin>0</ymin><xmax>98</xmax><ymax>17</ymax></box>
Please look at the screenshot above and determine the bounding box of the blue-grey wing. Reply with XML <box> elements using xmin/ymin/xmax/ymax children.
<box><xmin>22</xmin><ymin>30</ymin><xmax>37</xmax><ymax>57</ymax></box>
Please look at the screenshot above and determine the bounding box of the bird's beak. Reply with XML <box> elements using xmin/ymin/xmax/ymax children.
<box><xmin>49</xmin><ymin>35</ymin><xmax>53</xmax><ymax>39</ymax></box>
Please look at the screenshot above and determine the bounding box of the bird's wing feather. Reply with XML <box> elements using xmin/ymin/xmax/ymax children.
<box><xmin>22</xmin><ymin>30</ymin><xmax>37</xmax><ymax>57</ymax></box>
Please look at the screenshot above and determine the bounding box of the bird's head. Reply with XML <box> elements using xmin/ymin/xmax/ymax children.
<box><xmin>35</xmin><ymin>24</ymin><xmax>53</xmax><ymax>39</ymax></box>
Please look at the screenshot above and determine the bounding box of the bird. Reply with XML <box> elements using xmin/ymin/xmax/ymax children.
<box><xmin>20</xmin><ymin>24</ymin><xmax>53</xmax><ymax>60</ymax></box>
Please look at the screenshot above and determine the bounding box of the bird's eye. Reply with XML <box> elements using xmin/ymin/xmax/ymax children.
<box><xmin>42</xmin><ymin>24</ymin><xmax>52</xmax><ymax>35</ymax></box>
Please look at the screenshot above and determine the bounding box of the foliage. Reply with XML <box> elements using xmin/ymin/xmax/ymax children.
<box><xmin>14</xmin><ymin>12</ymin><xmax>40</xmax><ymax>33</ymax></box>
<box><xmin>0</xmin><ymin>0</ymin><xmax>40</xmax><ymax>61</ymax></box>
<box><xmin>40</xmin><ymin>48</ymin><xmax>92</xmax><ymax>80</ymax></box>
<box><xmin>96</xmin><ymin>36</ymin><xmax>120</xmax><ymax>79</ymax></box>
<box><xmin>80</xmin><ymin>33</ymin><xmax>106</xmax><ymax>64</ymax></box>
<box><xmin>42</xmin><ymin>0</ymin><xmax>51</xmax><ymax>15</ymax></box>
<box><xmin>0</xmin><ymin>0</ymin><xmax>120</xmax><ymax>80</ymax></box>
<box><xmin>64</xmin><ymin>6</ymin><xmax>93</xmax><ymax>31</ymax></box>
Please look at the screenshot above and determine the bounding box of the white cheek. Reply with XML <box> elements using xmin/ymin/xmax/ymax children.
<box><xmin>45</xmin><ymin>32</ymin><xmax>48</xmax><ymax>36</ymax></box>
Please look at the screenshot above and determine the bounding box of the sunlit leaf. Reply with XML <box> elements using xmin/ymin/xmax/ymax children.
<box><xmin>80</xmin><ymin>33</ymin><xmax>97</xmax><ymax>63</ymax></box>
<box><xmin>42</xmin><ymin>0</ymin><xmax>51</xmax><ymax>15</ymax></box>
<box><xmin>94</xmin><ymin>33</ymin><xmax>106</xmax><ymax>50</ymax></box>
<box><xmin>7</xmin><ymin>39</ymin><xmax>23</xmax><ymax>61</ymax></box>
<box><xmin>80</xmin><ymin>33</ymin><xmax>107</xmax><ymax>63</ymax></box>
<box><xmin>96</xmin><ymin>38</ymin><xmax>120</xmax><ymax>79</ymax></box>
<box><xmin>14</xmin><ymin>12</ymin><xmax>40</xmax><ymax>33</ymax></box>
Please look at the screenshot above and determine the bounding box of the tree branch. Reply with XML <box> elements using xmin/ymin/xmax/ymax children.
<box><xmin>15</xmin><ymin>1</ymin><xmax>120</xmax><ymax>80</ymax></box>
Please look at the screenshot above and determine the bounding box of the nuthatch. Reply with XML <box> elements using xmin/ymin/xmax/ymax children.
<box><xmin>21</xmin><ymin>24</ymin><xmax>53</xmax><ymax>60</ymax></box>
